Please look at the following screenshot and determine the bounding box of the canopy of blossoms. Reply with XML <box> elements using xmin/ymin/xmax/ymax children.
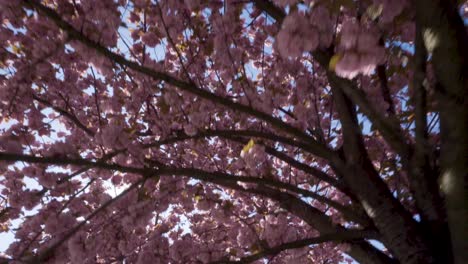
<box><xmin>0</xmin><ymin>0</ymin><xmax>467</xmax><ymax>263</ymax></box>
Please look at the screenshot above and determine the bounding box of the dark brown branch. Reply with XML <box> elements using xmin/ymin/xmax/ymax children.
<box><xmin>251</xmin><ymin>0</ymin><xmax>285</xmax><ymax>23</ymax></box>
<box><xmin>410</xmin><ymin>22</ymin><xmax>445</xmax><ymax>224</ymax></box>
<box><xmin>143</xmin><ymin>129</ymin><xmax>336</xmax><ymax>161</ymax></box>
<box><xmin>211</xmin><ymin>229</ymin><xmax>374</xmax><ymax>264</ymax></box>
<box><xmin>327</xmin><ymin>73</ymin><xmax>412</xmax><ymax>160</ymax></box>
<box><xmin>376</xmin><ymin>64</ymin><xmax>395</xmax><ymax>115</ymax></box>
<box><xmin>144</xmin><ymin>129</ymin><xmax>337</xmax><ymax>182</ymax></box>
<box><xmin>0</xmin><ymin>152</ymin><xmax>145</xmax><ymax>175</ymax></box>
<box><xmin>159</xmin><ymin>166</ymin><xmax>367</xmax><ymax>225</ymax></box>
<box><xmin>32</xmin><ymin>94</ymin><xmax>95</xmax><ymax>136</ymax></box>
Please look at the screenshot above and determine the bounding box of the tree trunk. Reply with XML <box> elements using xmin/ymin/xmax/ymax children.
<box><xmin>415</xmin><ymin>1</ymin><xmax>468</xmax><ymax>263</ymax></box>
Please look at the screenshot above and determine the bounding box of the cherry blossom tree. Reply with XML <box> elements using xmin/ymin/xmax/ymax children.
<box><xmin>0</xmin><ymin>0</ymin><xmax>467</xmax><ymax>263</ymax></box>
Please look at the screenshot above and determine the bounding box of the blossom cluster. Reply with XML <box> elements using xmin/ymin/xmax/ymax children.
<box><xmin>335</xmin><ymin>19</ymin><xmax>386</xmax><ymax>78</ymax></box>
<box><xmin>276</xmin><ymin>7</ymin><xmax>333</xmax><ymax>58</ymax></box>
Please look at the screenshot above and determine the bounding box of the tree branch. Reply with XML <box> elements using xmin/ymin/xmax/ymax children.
<box><xmin>410</xmin><ymin>22</ymin><xmax>445</xmax><ymax>226</ymax></box>
<box><xmin>327</xmin><ymin>73</ymin><xmax>412</xmax><ymax>159</ymax></box>
<box><xmin>0</xmin><ymin>152</ymin><xmax>146</xmax><ymax>175</ymax></box>
<box><xmin>376</xmin><ymin>64</ymin><xmax>395</xmax><ymax>115</ymax></box>
<box><xmin>143</xmin><ymin>129</ymin><xmax>336</xmax><ymax>161</ymax></box>
<box><xmin>32</xmin><ymin>94</ymin><xmax>95</xmax><ymax>137</ymax></box>
<box><xmin>251</xmin><ymin>0</ymin><xmax>285</xmax><ymax>23</ymax></box>
<box><xmin>211</xmin><ymin>230</ymin><xmax>374</xmax><ymax>264</ymax></box>
<box><xmin>144</xmin><ymin>129</ymin><xmax>341</xmax><ymax>185</ymax></box>
<box><xmin>158</xmin><ymin>166</ymin><xmax>369</xmax><ymax>225</ymax></box>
